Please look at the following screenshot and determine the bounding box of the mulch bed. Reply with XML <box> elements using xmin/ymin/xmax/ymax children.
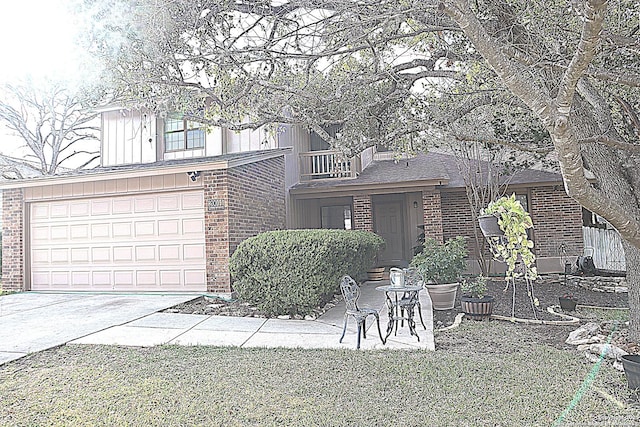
<box><xmin>433</xmin><ymin>274</ymin><xmax>629</xmax><ymax>328</ymax></box>
<box><xmin>433</xmin><ymin>274</ymin><xmax>634</xmax><ymax>352</ymax></box>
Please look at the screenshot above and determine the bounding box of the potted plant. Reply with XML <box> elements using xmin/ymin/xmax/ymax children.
<box><xmin>559</xmin><ymin>293</ymin><xmax>578</xmax><ymax>311</ymax></box>
<box><xmin>460</xmin><ymin>276</ymin><xmax>495</xmax><ymax>320</ymax></box>
<box><xmin>410</xmin><ymin>236</ymin><xmax>468</xmax><ymax>310</ymax></box>
<box><xmin>479</xmin><ymin>194</ymin><xmax>538</xmax><ymax>281</ymax></box>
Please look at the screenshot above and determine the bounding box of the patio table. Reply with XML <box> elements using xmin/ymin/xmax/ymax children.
<box><xmin>376</xmin><ymin>284</ymin><xmax>423</xmax><ymax>342</ymax></box>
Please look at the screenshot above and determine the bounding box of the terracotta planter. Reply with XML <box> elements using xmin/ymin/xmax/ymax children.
<box><xmin>478</xmin><ymin>215</ymin><xmax>504</xmax><ymax>238</ymax></box>
<box><xmin>622</xmin><ymin>355</ymin><xmax>640</xmax><ymax>390</ymax></box>
<box><xmin>367</xmin><ymin>267</ymin><xmax>385</xmax><ymax>281</ymax></box>
<box><xmin>425</xmin><ymin>283</ymin><xmax>458</xmax><ymax>310</ymax></box>
<box><xmin>461</xmin><ymin>295</ymin><xmax>495</xmax><ymax>320</ymax></box>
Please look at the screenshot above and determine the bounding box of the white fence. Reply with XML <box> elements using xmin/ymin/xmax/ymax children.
<box><xmin>582</xmin><ymin>226</ymin><xmax>626</xmax><ymax>272</ymax></box>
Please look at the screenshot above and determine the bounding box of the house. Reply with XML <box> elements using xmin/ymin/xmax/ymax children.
<box><xmin>1</xmin><ymin>109</ymin><xmax>586</xmax><ymax>296</ymax></box>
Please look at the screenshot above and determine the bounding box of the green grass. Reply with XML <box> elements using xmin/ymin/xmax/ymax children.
<box><xmin>576</xmin><ymin>306</ymin><xmax>630</xmax><ymax>322</ymax></box>
<box><xmin>0</xmin><ymin>322</ymin><xmax>638</xmax><ymax>426</ymax></box>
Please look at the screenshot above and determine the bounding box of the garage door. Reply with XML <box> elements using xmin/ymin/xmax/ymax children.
<box><xmin>29</xmin><ymin>190</ymin><xmax>206</xmax><ymax>292</ymax></box>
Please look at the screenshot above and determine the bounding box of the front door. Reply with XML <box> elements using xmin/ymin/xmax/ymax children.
<box><xmin>373</xmin><ymin>200</ymin><xmax>405</xmax><ymax>266</ymax></box>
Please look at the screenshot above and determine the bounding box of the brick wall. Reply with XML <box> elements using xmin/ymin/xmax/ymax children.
<box><xmin>203</xmin><ymin>156</ymin><xmax>286</xmax><ymax>294</ymax></box>
<box><xmin>422</xmin><ymin>189</ymin><xmax>443</xmax><ymax>242</ymax></box>
<box><xmin>353</xmin><ymin>194</ymin><xmax>373</xmax><ymax>231</ymax></box>
<box><xmin>2</xmin><ymin>189</ymin><xmax>24</xmax><ymax>291</ymax></box>
<box><xmin>228</xmin><ymin>157</ymin><xmax>286</xmax><ymax>254</ymax></box>
<box><xmin>530</xmin><ymin>186</ymin><xmax>584</xmax><ymax>257</ymax></box>
<box><xmin>203</xmin><ymin>169</ymin><xmax>231</xmax><ymax>294</ymax></box>
<box><xmin>440</xmin><ymin>190</ymin><xmax>481</xmax><ymax>256</ymax></box>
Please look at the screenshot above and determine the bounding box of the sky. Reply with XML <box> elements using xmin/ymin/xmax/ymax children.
<box><xmin>0</xmin><ymin>0</ymin><xmax>89</xmax><ymax>159</ymax></box>
<box><xmin>0</xmin><ymin>0</ymin><xmax>79</xmax><ymax>84</ymax></box>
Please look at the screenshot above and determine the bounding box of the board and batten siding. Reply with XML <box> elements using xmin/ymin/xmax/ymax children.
<box><xmin>101</xmin><ymin>109</ymin><xmax>157</xmax><ymax>166</ymax></box>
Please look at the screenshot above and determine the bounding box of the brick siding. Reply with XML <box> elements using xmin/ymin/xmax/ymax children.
<box><xmin>422</xmin><ymin>189</ymin><xmax>443</xmax><ymax>242</ymax></box>
<box><xmin>530</xmin><ymin>186</ymin><xmax>584</xmax><ymax>257</ymax></box>
<box><xmin>441</xmin><ymin>190</ymin><xmax>481</xmax><ymax>256</ymax></box>
<box><xmin>353</xmin><ymin>194</ymin><xmax>373</xmax><ymax>231</ymax></box>
<box><xmin>203</xmin><ymin>156</ymin><xmax>286</xmax><ymax>293</ymax></box>
<box><xmin>440</xmin><ymin>187</ymin><xmax>584</xmax><ymax>259</ymax></box>
<box><xmin>1</xmin><ymin>189</ymin><xmax>24</xmax><ymax>291</ymax></box>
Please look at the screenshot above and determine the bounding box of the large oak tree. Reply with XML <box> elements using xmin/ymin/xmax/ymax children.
<box><xmin>86</xmin><ymin>0</ymin><xmax>640</xmax><ymax>339</ymax></box>
<box><xmin>0</xmin><ymin>82</ymin><xmax>100</xmax><ymax>176</ymax></box>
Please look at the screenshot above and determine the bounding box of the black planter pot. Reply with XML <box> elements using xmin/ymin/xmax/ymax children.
<box><xmin>622</xmin><ymin>355</ymin><xmax>640</xmax><ymax>390</ymax></box>
<box><xmin>461</xmin><ymin>295</ymin><xmax>495</xmax><ymax>320</ymax></box>
<box><xmin>559</xmin><ymin>297</ymin><xmax>578</xmax><ymax>311</ymax></box>
<box><xmin>478</xmin><ymin>215</ymin><xmax>504</xmax><ymax>238</ymax></box>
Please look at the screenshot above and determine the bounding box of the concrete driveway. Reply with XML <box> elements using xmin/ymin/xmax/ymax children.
<box><xmin>0</xmin><ymin>293</ymin><xmax>198</xmax><ymax>365</ymax></box>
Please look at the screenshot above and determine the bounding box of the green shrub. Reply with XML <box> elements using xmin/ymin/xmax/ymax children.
<box><xmin>229</xmin><ymin>229</ymin><xmax>384</xmax><ymax>316</ymax></box>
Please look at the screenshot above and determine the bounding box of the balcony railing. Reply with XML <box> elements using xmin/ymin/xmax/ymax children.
<box><xmin>299</xmin><ymin>150</ymin><xmax>360</xmax><ymax>181</ymax></box>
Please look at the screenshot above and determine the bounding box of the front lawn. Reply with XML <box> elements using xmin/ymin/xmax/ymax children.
<box><xmin>0</xmin><ymin>322</ymin><xmax>638</xmax><ymax>426</ymax></box>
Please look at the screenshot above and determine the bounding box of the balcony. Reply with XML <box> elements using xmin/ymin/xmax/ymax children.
<box><xmin>299</xmin><ymin>150</ymin><xmax>361</xmax><ymax>181</ymax></box>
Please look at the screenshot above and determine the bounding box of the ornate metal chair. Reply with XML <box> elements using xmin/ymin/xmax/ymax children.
<box><xmin>339</xmin><ymin>275</ymin><xmax>385</xmax><ymax>349</ymax></box>
<box><xmin>398</xmin><ymin>268</ymin><xmax>427</xmax><ymax>330</ymax></box>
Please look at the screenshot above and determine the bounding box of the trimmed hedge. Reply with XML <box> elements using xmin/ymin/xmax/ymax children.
<box><xmin>229</xmin><ymin>229</ymin><xmax>384</xmax><ymax>316</ymax></box>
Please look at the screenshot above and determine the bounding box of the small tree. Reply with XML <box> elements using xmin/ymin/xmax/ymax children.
<box><xmin>0</xmin><ymin>81</ymin><xmax>100</xmax><ymax>176</ymax></box>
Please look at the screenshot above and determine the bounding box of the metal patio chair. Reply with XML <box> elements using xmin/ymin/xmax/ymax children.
<box><xmin>339</xmin><ymin>275</ymin><xmax>385</xmax><ymax>349</ymax></box>
<box><xmin>398</xmin><ymin>268</ymin><xmax>427</xmax><ymax>330</ymax></box>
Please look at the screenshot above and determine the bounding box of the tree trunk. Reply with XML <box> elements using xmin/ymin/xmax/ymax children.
<box><xmin>624</xmin><ymin>242</ymin><xmax>640</xmax><ymax>342</ymax></box>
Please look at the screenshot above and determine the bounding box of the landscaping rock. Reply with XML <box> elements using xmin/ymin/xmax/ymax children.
<box><xmin>566</xmin><ymin>322</ymin><xmax>600</xmax><ymax>345</ymax></box>
<box><xmin>584</xmin><ymin>351</ymin><xmax>601</xmax><ymax>363</ymax></box>
<box><xmin>589</xmin><ymin>343</ymin><xmax>629</xmax><ymax>361</ymax></box>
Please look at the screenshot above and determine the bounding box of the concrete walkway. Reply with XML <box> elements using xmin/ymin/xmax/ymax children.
<box><xmin>0</xmin><ymin>281</ymin><xmax>434</xmax><ymax>365</ymax></box>
<box><xmin>0</xmin><ymin>293</ymin><xmax>197</xmax><ymax>365</ymax></box>
<box><xmin>71</xmin><ymin>280</ymin><xmax>435</xmax><ymax>351</ymax></box>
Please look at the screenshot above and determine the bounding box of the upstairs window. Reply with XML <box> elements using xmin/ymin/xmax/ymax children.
<box><xmin>165</xmin><ymin>117</ymin><xmax>205</xmax><ymax>151</ymax></box>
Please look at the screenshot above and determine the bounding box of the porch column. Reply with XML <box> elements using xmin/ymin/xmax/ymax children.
<box><xmin>203</xmin><ymin>170</ymin><xmax>232</xmax><ymax>294</ymax></box>
<box><xmin>2</xmin><ymin>189</ymin><xmax>25</xmax><ymax>291</ymax></box>
<box><xmin>422</xmin><ymin>189</ymin><xmax>443</xmax><ymax>242</ymax></box>
<box><xmin>353</xmin><ymin>194</ymin><xmax>373</xmax><ymax>232</ymax></box>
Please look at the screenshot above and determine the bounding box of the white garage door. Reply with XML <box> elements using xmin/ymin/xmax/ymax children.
<box><xmin>29</xmin><ymin>190</ymin><xmax>206</xmax><ymax>292</ymax></box>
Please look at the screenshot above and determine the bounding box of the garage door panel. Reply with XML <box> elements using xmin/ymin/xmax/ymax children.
<box><xmin>160</xmin><ymin>271</ymin><xmax>181</xmax><ymax>286</ymax></box>
<box><xmin>114</xmin><ymin>271</ymin><xmax>134</xmax><ymax>287</ymax></box>
<box><xmin>183</xmin><ymin>219</ymin><xmax>204</xmax><ymax>234</ymax></box>
<box><xmin>51</xmin><ymin>272</ymin><xmax>70</xmax><ymax>286</ymax></box>
<box><xmin>51</xmin><ymin>249</ymin><xmax>69</xmax><ymax>263</ymax></box>
<box><xmin>158</xmin><ymin>194</ymin><xmax>180</xmax><ymax>211</ymax></box>
<box><xmin>182</xmin><ymin>192</ymin><xmax>204</xmax><ymax>209</ymax></box>
<box><xmin>112</xmin><ymin>198</ymin><xmax>132</xmax><ymax>214</ymax></box>
<box><xmin>134</xmin><ymin>197</ymin><xmax>156</xmax><ymax>213</ymax></box>
<box><xmin>91</xmin><ymin>224</ymin><xmax>110</xmax><ymax>239</ymax></box>
<box><xmin>92</xmin><ymin>247</ymin><xmax>111</xmax><ymax>263</ymax></box>
<box><xmin>183</xmin><ymin>244</ymin><xmax>205</xmax><ymax>260</ymax></box>
<box><xmin>50</xmin><ymin>203</ymin><xmax>69</xmax><ymax>218</ymax></box>
<box><xmin>71</xmin><ymin>224</ymin><xmax>89</xmax><ymax>239</ymax></box>
<box><xmin>136</xmin><ymin>246</ymin><xmax>156</xmax><ymax>261</ymax></box>
<box><xmin>91</xmin><ymin>200</ymin><xmax>111</xmax><ymax>215</ymax></box>
<box><xmin>136</xmin><ymin>271</ymin><xmax>157</xmax><ymax>286</ymax></box>
<box><xmin>32</xmin><ymin>249</ymin><xmax>49</xmax><ymax>263</ymax></box>
<box><xmin>135</xmin><ymin>221</ymin><xmax>155</xmax><ymax>237</ymax></box>
<box><xmin>185</xmin><ymin>270</ymin><xmax>206</xmax><ymax>287</ymax></box>
<box><xmin>32</xmin><ymin>205</ymin><xmax>49</xmax><ymax>219</ymax></box>
<box><xmin>50</xmin><ymin>226</ymin><xmax>68</xmax><ymax>240</ymax></box>
<box><xmin>113</xmin><ymin>247</ymin><xmax>133</xmax><ymax>262</ymax></box>
<box><xmin>158</xmin><ymin>219</ymin><xmax>180</xmax><ymax>236</ymax></box>
<box><xmin>113</xmin><ymin>222</ymin><xmax>132</xmax><ymax>238</ymax></box>
<box><xmin>70</xmin><ymin>248</ymin><xmax>90</xmax><ymax>263</ymax></box>
<box><xmin>70</xmin><ymin>201</ymin><xmax>90</xmax><ymax>217</ymax></box>
<box><xmin>30</xmin><ymin>190</ymin><xmax>206</xmax><ymax>291</ymax></box>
